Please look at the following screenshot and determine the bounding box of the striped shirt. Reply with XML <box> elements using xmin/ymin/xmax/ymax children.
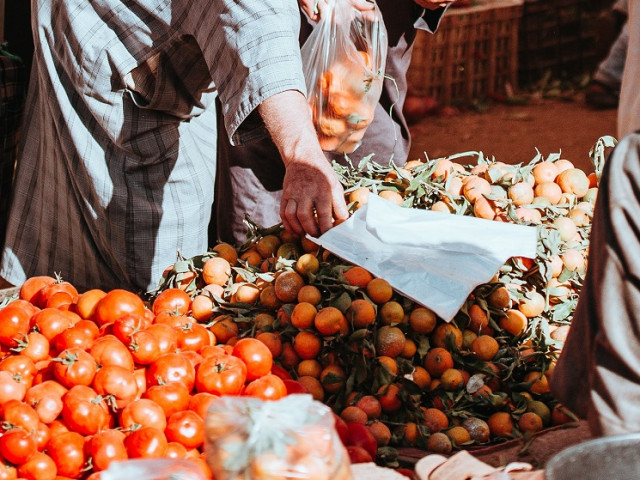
<box><xmin>1</xmin><ymin>0</ymin><xmax>306</xmax><ymax>292</ymax></box>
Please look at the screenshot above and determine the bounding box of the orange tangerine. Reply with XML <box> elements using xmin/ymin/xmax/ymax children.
<box><xmin>348</xmin><ymin>186</ymin><xmax>370</xmax><ymax>209</ymax></box>
<box><xmin>421</xmin><ymin>407</ymin><xmax>449</xmax><ymax>433</ymax></box>
<box><xmin>378</xmin><ymin>190</ymin><xmax>403</xmax><ymax>205</ymax></box>
<box><xmin>365</xmin><ymin>278</ymin><xmax>393</xmax><ymax>304</ymax></box>
<box><xmin>295</xmin><ymin>253</ymin><xmax>320</xmax><ymax>276</ymax></box>
<box><xmin>290</xmin><ymin>302</ymin><xmax>317</xmax><ymax>329</ymax></box>
<box><xmin>340</xmin><ymin>406</ymin><xmax>368</xmax><ymax>425</ymax></box>
<box><xmin>297</xmin><ymin>359</ymin><xmax>323</xmax><ymax>378</ymax></box>
<box><xmin>239</xmin><ymin>248</ymin><xmax>262</xmax><ymax>266</ymax></box>
<box><xmin>258</xmin><ymin>285</ymin><xmax>282</xmax><ymax>310</ymax></box>
<box><xmin>319</xmin><ymin>364</ymin><xmax>346</xmax><ymax>394</ymax></box>
<box><xmin>212</xmin><ymin>243</ymin><xmax>238</xmax><ymax>266</ymax></box>
<box><xmin>532</xmin><ymin>161</ymin><xmax>559</xmax><ymax>184</ymax></box>
<box><xmin>534</xmin><ymin>181</ymin><xmax>563</xmax><ymax>204</ymax></box>
<box><xmin>409</xmin><ymin>307</ymin><xmax>437</xmax><ymax>334</ymax></box>
<box><xmin>274</xmin><ymin>270</ymin><xmax>305</xmax><ymax>303</ymax></box>
<box><xmin>255</xmin><ymin>331</ymin><xmax>282</xmax><ymax>358</ymax></box>
<box><xmin>355</xmin><ymin>395</ymin><xmax>382</xmax><ymax>419</ymax></box>
<box><xmin>368</xmin><ymin>421</ymin><xmax>392</xmax><ymax>447</ymax></box>
<box><xmin>467</xmin><ymin>303</ymin><xmax>489</xmax><ymax>333</ymax></box>
<box><xmin>343</xmin><ymin>266</ymin><xmax>373</xmax><ymax>288</ymax></box>
<box><xmin>446</xmin><ymin>426</ymin><xmax>471</xmax><ymax>446</ymax></box>
<box><xmin>431</xmin><ymin>323</ymin><xmax>463</xmax><ymax>349</ymax></box>
<box><xmin>375</xmin><ymin>326</ymin><xmax>406</xmax><ymax>358</ymax></box>
<box><xmin>524</xmin><ymin>371</ymin><xmax>550</xmax><ymax>395</ymax></box>
<box><xmin>400</xmin><ymin>338</ymin><xmax>417</xmax><ymax>358</ymax></box>
<box><xmin>255</xmin><ymin>235</ymin><xmax>281</xmax><ymax>258</ymax></box>
<box><xmin>297</xmin><ymin>285</ymin><xmax>322</xmax><ymax>305</ymax></box>
<box><xmin>376</xmin><ymin>355</ymin><xmax>399</xmax><ymax>376</ymax></box>
<box><xmin>518</xmin><ymin>412</ymin><xmax>543</xmax><ymax>433</ymax></box>
<box><xmin>293</xmin><ymin>330</ymin><xmax>322</xmax><ymax>360</ymax></box>
<box><xmin>556</xmin><ymin>168</ymin><xmax>590</xmax><ymax>198</ymax></box>
<box><xmin>508</xmin><ymin>182</ymin><xmax>535</xmax><ymax>206</ymax></box>
<box><xmin>202</xmin><ymin>257</ymin><xmax>231</xmax><ymax>286</ymax></box>
<box><xmin>440</xmin><ymin>368</ymin><xmax>465</xmax><ymax>391</ymax></box>
<box><xmin>487</xmin><ymin>412</ymin><xmax>514</xmax><ymax>438</ymax></box>
<box><xmin>408</xmin><ymin>366</ymin><xmax>431</xmax><ymax>390</ymax></box>
<box><xmin>427</xmin><ymin>432</ymin><xmax>452</xmax><ymax>454</ymax></box>
<box><xmin>499</xmin><ymin>309</ymin><xmax>528</xmax><ymax>336</ymax></box>
<box><xmin>463</xmin><ymin>176</ymin><xmax>492</xmax><ymax>204</ymax></box>
<box><xmin>379</xmin><ymin>301</ymin><xmax>405</xmax><ymax>325</ymax></box>
<box><xmin>471</xmin><ymin>335</ymin><xmax>500</xmax><ymax>361</ymax></box>
<box><xmin>297</xmin><ymin>376</ymin><xmax>324</xmax><ymax>401</ymax></box>
<box><xmin>518</xmin><ymin>290</ymin><xmax>545</xmax><ymax>318</ymax></box>
<box><xmin>346</xmin><ymin>299</ymin><xmax>376</xmax><ymax>329</ymax></box>
<box><xmin>315</xmin><ymin>306</ymin><xmax>348</xmax><ymax>336</ymax></box>
<box><xmin>424</xmin><ymin>347</ymin><xmax>454</xmax><ymax>378</ymax></box>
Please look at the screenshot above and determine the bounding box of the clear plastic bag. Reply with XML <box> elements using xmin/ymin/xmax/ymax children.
<box><xmin>204</xmin><ymin>394</ymin><xmax>353</xmax><ymax>480</ymax></box>
<box><xmin>301</xmin><ymin>0</ymin><xmax>388</xmax><ymax>154</ymax></box>
<box><xmin>100</xmin><ymin>458</ymin><xmax>208</xmax><ymax>480</ymax></box>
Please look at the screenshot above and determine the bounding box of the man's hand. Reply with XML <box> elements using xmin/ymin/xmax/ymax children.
<box><xmin>413</xmin><ymin>0</ymin><xmax>456</xmax><ymax>10</ymax></box>
<box><xmin>299</xmin><ymin>0</ymin><xmax>375</xmax><ymax>22</ymax></box>
<box><xmin>258</xmin><ymin>91</ymin><xmax>349</xmax><ymax>238</ymax></box>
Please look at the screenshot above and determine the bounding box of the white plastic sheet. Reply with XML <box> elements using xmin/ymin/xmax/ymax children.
<box><xmin>311</xmin><ymin>194</ymin><xmax>538</xmax><ymax>322</ymax></box>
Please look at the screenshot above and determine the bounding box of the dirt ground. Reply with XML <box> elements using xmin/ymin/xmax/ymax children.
<box><xmin>408</xmin><ymin>94</ymin><xmax>619</xmax><ymax>173</ymax></box>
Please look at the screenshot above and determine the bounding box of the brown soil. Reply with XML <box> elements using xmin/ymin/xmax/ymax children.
<box><xmin>408</xmin><ymin>94</ymin><xmax>618</xmax><ymax>173</ymax></box>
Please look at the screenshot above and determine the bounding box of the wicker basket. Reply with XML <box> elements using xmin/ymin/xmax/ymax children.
<box><xmin>518</xmin><ymin>0</ymin><xmax>603</xmax><ymax>87</ymax></box>
<box><xmin>407</xmin><ymin>0</ymin><xmax>524</xmax><ymax>104</ymax></box>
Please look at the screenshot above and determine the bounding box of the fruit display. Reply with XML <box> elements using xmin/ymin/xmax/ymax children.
<box><xmin>0</xmin><ymin>137</ymin><xmax>612</xmax><ymax>477</ymax></box>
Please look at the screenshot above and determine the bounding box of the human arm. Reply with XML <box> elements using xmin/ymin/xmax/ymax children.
<box><xmin>258</xmin><ymin>91</ymin><xmax>349</xmax><ymax>237</ymax></box>
<box><xmin>299</xmin><ymin>0</ymin><xmax>375</xmax><ymax>22</ymax></box>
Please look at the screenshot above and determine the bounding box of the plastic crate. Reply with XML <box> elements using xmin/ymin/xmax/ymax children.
<box><xmin>407</xmin><ymin>0</ymin><xmax>524</xmax><ymax>104</ymax></box>
<box><xmin>518</xmin><ymin>0</ymin><xmax>603</xmax><ymax>86</ymax></box>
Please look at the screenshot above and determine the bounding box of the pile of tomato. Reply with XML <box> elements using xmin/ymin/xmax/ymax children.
<box><xmin>0</xmin><ymin>277</ymin><xmax>316</xmax><ymax>480</ymax></box>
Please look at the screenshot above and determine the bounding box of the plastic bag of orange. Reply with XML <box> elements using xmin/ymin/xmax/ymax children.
<box><xmin>204</xmin><ymin>394</ymin><xmax>352</xmax><ymax>480</ymax></box>
<box><xmin>301</xmin><ymin>0</ymin><xmax>387</xmax><ymax>154</ymax></box>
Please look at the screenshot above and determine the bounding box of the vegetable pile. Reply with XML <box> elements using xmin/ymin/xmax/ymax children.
<box><xmin>0</xmin><ymin>137</ymin><xmax>614</xmax><ymax>478</ymax></box>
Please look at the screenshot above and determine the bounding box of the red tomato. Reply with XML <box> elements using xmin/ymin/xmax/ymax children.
<box><xmin>32</xmin><ymin>422</ymin><xmax>50</xmax><ymax>451</ymax></box>
<box><xmin>145</xmin><ymin>353</ymin><xmax>195</xmax><ymax>391</ymax></box>
<box><xmin>92</xmin><ymin>364</ymin><xmax>138</xmax><ymax>409</ymax></box>
<box><xmin>232</xmin><ymin>338</ymin><xmax>273</xmax><ymax>380</ymax></box>
<box><xmin>124</xmin><ymin>426</ymin><xmax>168</xmax><ymax>459</ymax></box>
<box><xmin>283</xmin><ymin>379</ymin><xmax>309</xmax><ymax>395</ymax></box>
<box><xmin>54</xmin><ymin>320</ymin><xmax>99</xmax><ymax>352</ymax></box>
<box><xmin>0</xmin><ymin>458</ymin><xmax>17</xmax><ymax>480</ymax></box>
<box><xmin>333</xmin><ymin>412</ymin><xmax>350</xmax><ymax>446</ymax></box>
<box><xmin>119</xmin><ymin>398</ymin><xmax>167</xmax><ymax>431</ymax></box>
<box><xmin>165</xmin><ymin>442</ymin><xmax>188</xmax><ymax>459</ymax></box>
<box><xmin>89</xmin><ymin>335</ymin><xmax>135</xmax><ymax>371</ymax></box>
<box><xmin>199</xmin><ymin>345</ymin><xmax>228</xmax><ymax>359</ymax></box>
<box><xmin>243</xmin><ymin>373</ymin><xmax>286</xmax><ymax>401</ymax></box>
<box><xmin>112</xmin><ymin>313</ymin><xmax>151</xmax><ymax>345</ymax></box>
<box><xmin>164</xmin><ymin>410</ymin><xmax>204</xmax><ymax>449</ymax></box>
<box><xmin>17</xmin><ymin>451</ymin><xmax>57</xmax><ymax>480</ymax></box>
<box><xmin>188</xmin><ymin>392</ymin><xmax>218</xmax><ymax>420</ymax></box>
<box><xmin>176</xmin><ymin>323</ymin><xmax>211</xmax><ymax>352</ymax></box>
<box><xmin>142</xmin><ymin>381</ymin><xmax>190</xmax><ymax>418</ymax></box>
<box><xmin>152</xmin><ymin>289</ymin><xmax>191</xmax><ymax>316</ymax></box>
<box><xmin>31</xmin><ymin>308</ymin><xmax>75</xmax><ymax>343</ymax></box>
<box><xmin>47</xmin><ymin>431</ymin><xmax>86</xmax><ymax>478</ymax></box>
<box><xmin>47</xmin><ymin>419</ymin><xmax>69</xmax><ymax>437</ymax></box>
<box><xmin>195</xmin><ymin>353</ymin><xmax>246</xmax><ymax>395</ymax></box>
<box><xmin>346</xmin><ymin>422</ymin><xmax>377</xmax><ymax>459</ymax></box>
<box><xmin>270</xmin><ymin>364</ymin><xmax>293</xmax><ymax>381</ymax></box>
<box><xmin>61</xmin><ymin>385</ymin><xmax>110</xmax><ymax>435</ymax></box>
<box><xmin>73</xmin><ymin>288</ymin><xmax>107</xmax><ymax>320</ymax></box>
<box><xmin>84</xmin><ymin>429</ymin><xmax>127</xmax><ymax>472</ymax></box>
<box><xmin>32</xmin><ymin>281</ymin><xmax>78</xmax><ymax>309</ymax></box>
<box><xmin>93</xmin><ymin>289</ymin><xmax>146</xmax><ymax>327</ymax></box>
<box><xmin>0</xmin><ymin>428</ymin><xmax>37</xmax><ymax>465</ymax></box>
<box><xmin>1</xmin><ymin>399</ymin><xmax>40</xmax><ymax>432</ymax></box>
<box><xmin>0</xmin><ymin>301</ymin><xmax>32</xmax><ymax>347</ymax></box>
<box><xmin>144</xmin><ymin>323</ymin><xmax>178</xmax><ymax>356</ymax></box>
<box><xmin>13</xmin><ymin>332</ymin><xmax>50</xmax><ymax>363</ymax></box>
<box><xmin>19</xmin><ymin>276</ymin><xmax>56</xmax><ymax>304</ymax></box>
<box><xmin>24</xmin><ymin>380</ymin><xmax>67</xmax><ymax>424</ymax></box>
<box><xmin>45</xmin><ymin>291</ymin><xmax>75</xmax><ymax>310</ymax></box>
<box><xmin>153</xmin><ymin>311</ymin><xmax>191</xmax><ymax>329</ymax></box>
<box><xmin>128</xmin><ymin>329</ymin><xmax>161</xmax><ymax>365</ymax></box>
<box><xmin>0</xmin><ymin>370</ymin><xmax>28</xmax><ymax>403</ymax></box>
<box><xmin>0</xmin><ymin>354</ymin><xmax>37</xmax><ymax>385</ymax></box>
<box><xmin>346</xmin><ymin>445</ymin><xmax>373</xmax><ymax>464</ymax></box>
<box><xmin>52</xmin><ymin>347</ymin><xmax>97</xmax><ymax>388</ymax></box>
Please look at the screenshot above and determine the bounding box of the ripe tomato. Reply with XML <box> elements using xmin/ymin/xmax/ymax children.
<box><xmin>45</xmin><ymin>291</ymin><xmax>75</xmax><ymax>310</ymax></box>
<box><xmin>144</xmin><ymin>323</ymin><xmax>178</xmax><ymax>356</ymax></box>
<box><xmin>12</xmin><ymin>332</ymin><xmax>50</xmax><ymax>363</ymax></box>
<box><xmin>153</xmin><ymin>311</ymin><xmax>191</xmax><ymax>329</ymax></box>
<box><xmin>232</xmin><ymin>338</ymin><xmax>273</xmax><ymax>381</ymax></box>
<box><xmin>243</xmin><ymin>373</ymin><xmax>287</xmax><ymax>401</ymax></box>
<box><xmin>283</xmin><ymin>378</ymin><xmax>309</xmax><ymax>395</ymax></box>
<box><xmin>19</xmin><ymin>276</ymin><xmax>56</xmax><ymax>304</ymax></box>
<box><xmin>0</xmin><ymin>428</ymin><xmax>37</xmax><ymax>465</ymax></box>
<box><xmin>188</xmin><ymin>392</ymin><xmax>218</xmax><ymax>420</ymax></box>
<box><xmin>32</xmin><ymin>422</ymin><xmax>50</xmax><ymax>451</ymax></box>
<box><xmin>31</xmin><ymin>308</ymin><xmax>75</xmax><ymax>343</ymax></box>
<box><xmin>24</xmin><ymin>380</ymin><xmax>67</xmax><ymax>421</ymax></box>
<box><xmin>128</xmin><ymin>329</ymin><xmax>161</xmax><ymax>365</ymax></box>
<box><xmin>119</xmin><ymin>398</ymin><xmax>167</xmax><ymax>431</ymax></box>
<box><xmin>164</xmin><ymin>410</ymin><xmax>204</xmax><ymax>449</ymax></box>
<box><xmin>124</xmin><ymin>426</ymin><xmax>168</xmax><ymax>458</ymax></box>
<box><xmin>152</xmin><ymin>289</ymin><xmax>191</xmax><ymax>316</ymax></box>
<box><xmin>0</xmin><ymin>370</ymin><xmax>28</xmax><ymax>403</ymax></box>
<box><xmin>92</xmin><ymin>364</ymin><xmax>139</xmax><ymax>409</ymax></box>
<box><xmin>165</xmin><ymin>442</ymin><xmax>188</xmax><ymax>459</ymax></box>
<box><xmin>142</xmin><ymin>381</ymin><xmax>190</xmax><ymax>418</ymax></box>
<box><xmin>46</xmin><ymin>431</ymin><xmax>86</xmax><ymax>478</ymax></box>
<box><xmin>54</xmin><ymin>320</ymin><xmax>99</xmax><ymax>352</ymax></box>
<box><xmin>112</xmin><ymin>313</ymin><xmax>151</xmax><ymax>345</ymax></box>
<box><xmin>0</xmin><ymin>459</ymin><xmax>17</xmax><ymax>480</ymax></box>
<box><xmin>61</xmin><ymin>385</ymin><xmax>110</xmax><ymax>435</ymax></box>
<box><xmin>32</xmin><ymin>281</ymin><xmax>78</xmax><ymax>309</ymax></box>
<box><xmin>84</xmin><ymin>429</ymin><xmax>127</xmax><ymax>472</ymax></box>
<box><xmin>195</xmin><ymin>353</ymin><xmax>246</xmax><ymax>395</ymax></box>
<box><xmin>93</xmin><ymin>289</ymin><xmax>147</xmax><ymax>327</ymax></box>
<box><xmin>17</xmin><ymin>451</ymin><xmax>57</xmax><ymax>480</ymax></box>
<box><xmin>1</xmin><ymin>399</ymin><xmax>40</xmax><ymax>432</ymax></box>
<box><xmin>0</xmin><ymin>354</ymin><xmax>37</xmax><ymax>385</ymax></box>
<box><xmin>346</xmin><ymin>422</ymin><xmax>377</xmax><ymax>459</ymax></box>
<box><xmin>52</xmin><ymin>347</ymin><xmax>97</xmax><ymax>388</ymax></box>
<box><xmin>0</xmin><ymin>301</ymin><xmax>32</xmax><ymax>347</ymax></box>
<box><xmin>176</xmin><ymin>323</ymin><xmax>211</xmax><ymax>352</ymax></box>
<box><xmin>73</xmin><ymin>288</ymin><xmax>107</xmax><ymax>319</ymax></box>
<box><xmin>89</xmin><ymin>335</ymin><xmax>134</xmax><ymax>371</ymax></box>
<box><xmin>145</xmin><ymin>353</ymin><xmax>195</xmax><ymax>391</ymax></box>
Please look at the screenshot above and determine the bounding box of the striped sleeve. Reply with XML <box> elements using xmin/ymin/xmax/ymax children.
<box><xmin>189</xmin><ymin>0</ymin><xmax>307</xmax><ymax>145</ymax></box>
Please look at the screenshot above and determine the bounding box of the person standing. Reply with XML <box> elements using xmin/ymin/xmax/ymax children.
<box><xmin>212</xmin><ymin>0</ymin><xmax>455</xmax><ymax>245</ymax></box>
<box><xmin>0</xmin><ymin>0</ymin><xmax>348</xmax><ymax>293</ymax></box>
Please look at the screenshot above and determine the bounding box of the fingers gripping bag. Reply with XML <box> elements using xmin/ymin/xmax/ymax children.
<box><xmin>204</xmin><ymin>394</ymin><xmax>353</xmax><ymax>480</ymax></box>
<box><xmin>302</xmin><ymin>0</ymin><xmax>388</xmax><ymax>154</ymax></box>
